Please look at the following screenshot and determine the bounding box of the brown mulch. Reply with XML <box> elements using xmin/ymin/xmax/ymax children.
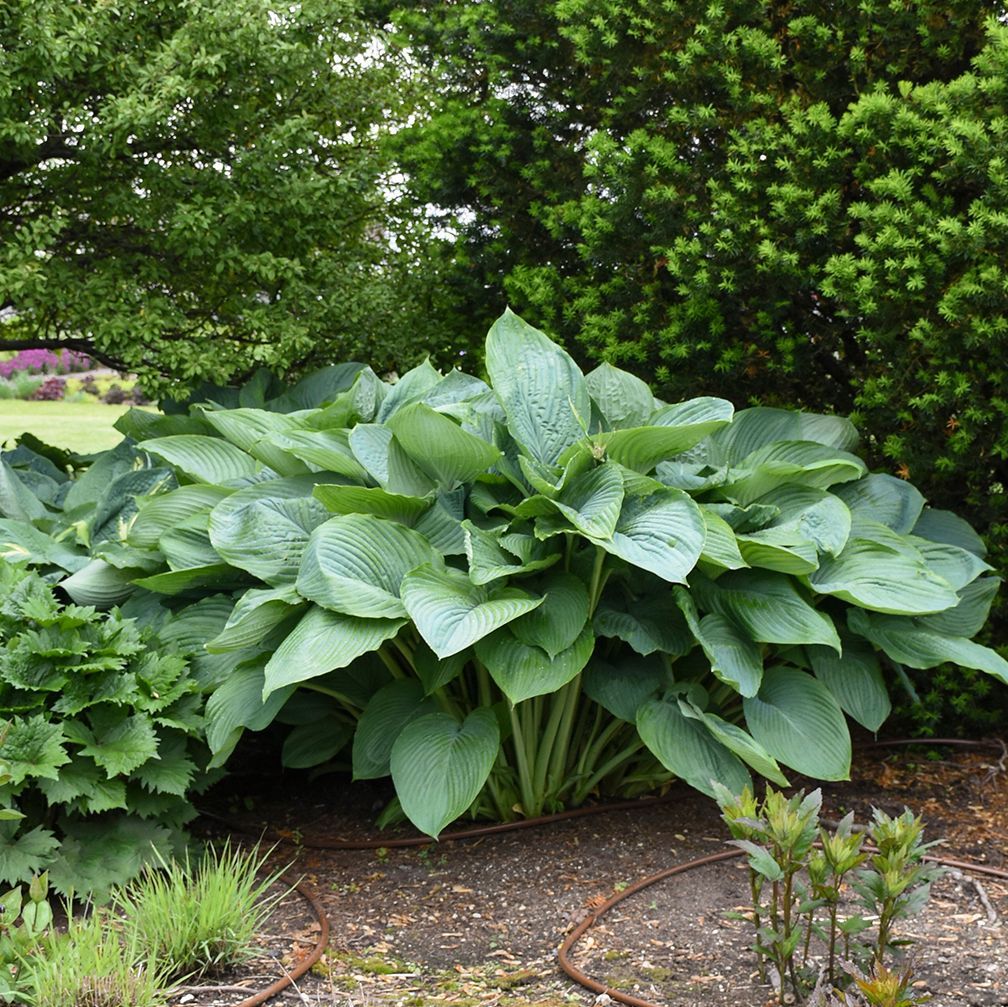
<box><xmin>188</xmin><ymin>742</ymin><xmax>1008</xmax><ymax>1006</ymax></box>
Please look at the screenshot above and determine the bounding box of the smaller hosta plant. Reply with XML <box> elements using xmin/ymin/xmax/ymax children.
<box><xmin>716</xmin><ymin>784</ymin><xmax>941</xmax><ymax>1005</ymax></box>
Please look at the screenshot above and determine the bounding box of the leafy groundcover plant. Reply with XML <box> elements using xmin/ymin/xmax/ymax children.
<box><xmin>39</xmin><ymin>309</ymin><xmax>1007</xmax><ymax>837</ymax></box>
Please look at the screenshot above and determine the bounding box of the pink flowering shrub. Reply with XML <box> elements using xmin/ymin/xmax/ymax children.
<box><xmin>0</xmin><ymin>349</ymin><xmax>92</xmax><ymax>378</ymax></box>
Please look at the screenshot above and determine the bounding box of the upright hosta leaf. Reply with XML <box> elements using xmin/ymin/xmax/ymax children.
<box><xmin>476</xmin><ymin>624</ymin><xmax>594</xmax><ymax>705</ymax></box>
<box><xmin>0</xmin><ymin>518</ymin><xmax>87</xmax><ymax>572</ymax></box>
<box><xmin>510</xmin><ymin>572</ymin><xmax>590</xmax><ymax>657</ymax></box>
<box><xmin>586</xmin><ymin>362</ymin><xmax>655</xmax><ymax>429</ymax></box>
<box><xmin>206</xmin><ymin>585</ymin><xmax>306</xmax><ymax>653</ymax></box>
<box><xmin>386</xmin><ymin>403</ymin><xmax>501</xmax><ymax>486</ymax></box>
<box><xmin>909</xmin><ymin>539</ymin><xmax>991</xmax><ymax>591</ymax></box>
<box><xmin>834</xmin><ymin>474</ymin><xmax>925</xmax><ymax>534</ymax></box>
<box><xmin>159</xmin><ymin>526</ymin><xmax>221</xmax><ymax>570</ymax></box>
<box><xmin>463</xmin><ymin>521</ymin><xmax>560</xmax><ymax>586</ymax></box>
<box><xmin>808</xmin><ymin>635</ymin><xmax>891</xmax><ymax>732</ymax></box>
<box><xmin>414</xmin><ymin>642</ymin><xmax>469</xmax><ymax>695</ymax></box>
<box><xmin>590</xmin><ymin>487</ymin><xmax>705</xmax><ymax>583</ymax></box>
<box><xmin>752</xmin><ymin>485</ymin><xmax>851</xmax><ymax>557</ymax></box>
<box><xmin>549</xmin><ymin>462</ymin><xmax>624</xmax><ymax>539</ymax></box>
<box><xmin>348</xmin><ymin>424</ymin><xmax>392</xmax><ymax>485</ymax></box>
<box><xmin>636</xmin><ymin>695</ymin><xmax>751</xmax><ymax>799</ymax></box>
<box><xmin>268</xmin><ymin>429</ymin><xmax>370</xmax><ymax>481</ymax></box>
<box><xmin>736</xmin><ymin>528</ymin><xmax>819</xmax><ymax>576</ymax></box>
<box><xmin>912</xmin><ymin>507</ymin><xmax>987</xmax><ymax>558</ymax></box>
<box><xmin>390</xmin><ymin>709</ymin><xmax>500</xmax><ymax>837</ymax></box>
<box><xmin>725</xmin><ymin>441</ymin><xmax>866</xmax><ymax>503</ymax></box>
<box><xmin>742</xmin><ymin>667</ymin><xmax>851</xmax><ymax>780</ymax></box>
<box><xmin>698</xmin><ymin>508</ymin><xmax>748</xmax><ymax>572</ymax></box>
<box><xmin>132</xmin><ymin>564</ymin><xmax>234</xmax><ymax>596</ymax></box>
<box><xmin>917</xmin><ymin>577</ymin><xmax>1000</xmax><ymax>638</ymax></box>
<box><xmin>709</xmin><ymin>407</ymin><xmax>859</xmax><ymax>465</ymax></box>
<box><xmin>297</xmin><ymin>514</ymin><xmax>438</xmax><ymax>618</ymax></box>
<box><xmin>314</xmin><ymin>484</ymin><xmax>432</xmax><ymax>524</ymax></box>
<box><xmin>593</xmin><ymin>593</ymin><xmax>694</xmax><ymax>657</ymax></box>
<box><xmin>376</xmin><ymin>359</ymin><xmax>442</xmax><ymax>423</ymax></box>
<box><xmin>809</xmin><ymin>540</ymin><xmax>959</xmax><ymax>615</ymax></box>
<box><xmin>582</xmin><ymin>654</ymin><xmax>666</xmax><ymax>722</ymax></box>
<box><xmin>262</xmin><ymin>605</ymin><xmax>406</xmax><ymax>697</ymax></box>
<box><xmin>142</xmin><ymin>436</ymin><xmax>261</xmax><ymax>484</ymax></box>
<box><xmin>58</xmin><ymin>560</ymin><xmax>135</xmax><ymax>609</ymax></box>
<box><xmin>129</xmin><ymin>485</ymin><xmax>232</xmax><ymax>548</ymax></box>
<box><xmin>485</xmin><ymin>308</ymin><xmax>590</xmax><ymax>466</ymax></box>
<box><xmin>200</xmin><ymin>407</ymin><xmax>309</xmax><ymax>475</ymax></box>
<box><xmin>847</xmin><ymin>609</ymin><xmax>1008</xmax><ymax>684</ymax></box>
<box><xmin>268</xmin><ymin>362</ymin><xmax>365</xmax><ymax>412</ymax></box>
<box><xmin>414</xmin><ymin>490</ymin><xmax>467</xmax><ymax>555</ymax></box>
<box><xmin>0</xmin><ymin>461</ymin><xmax>48</xmax><ymax>523</ymax></box>
<box><xmin>352</xmin><ymin>680</ymin><xmax>437</xmax><ymax>780</ymax></box>
<box><xmin>693</xmin><ymin>570</ymin><xmax>841</xmax><ymax>652</ymax></box>
<box><xmin>400</xmin><ymin>565</ymin><xmax>543</xmax><ymax>658</ymax></box>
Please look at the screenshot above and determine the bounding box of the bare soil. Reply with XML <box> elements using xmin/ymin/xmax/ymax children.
<box><xmin>187</xmin><ymin>742</ymin><xmax>1008</xmax><ymax>1007</ymax></box>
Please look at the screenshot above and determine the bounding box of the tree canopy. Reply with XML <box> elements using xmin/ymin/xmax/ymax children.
<box><xmin>1</xmin><ymin>0</ymin><xmax>417</xmax><ymax>391</ymax></box>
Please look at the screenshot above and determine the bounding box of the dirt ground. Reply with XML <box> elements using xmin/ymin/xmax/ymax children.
<box><xmin>184</xmin><ymin>741</ymin><xmax>1008</xmax><ymax>1007</ymax></box>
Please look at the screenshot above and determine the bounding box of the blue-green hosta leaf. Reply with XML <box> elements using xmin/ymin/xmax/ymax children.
<box><xmin>636</xmin><ymin>695</ymin><xmax>751</xmax><ymax>799</ymax></box>
<box><xmin>736</xmin><ymin>529</ymin><xmax>819</xmax><ymax>576</ymax></box>
<box><xmin>593</xmin><ymin>593</ymin><xmax>693</xmax><ymax>657</ymax></box>
<box><xmin>809</xmin><ymin>540</ymin><xmax>959</xmax><ymax>615</ymax></box>
<box><xmin>698</xmin><ymin>509</ymin><xmax>748</xmax><ymax>572</ymax></box>
<box><xmin>834</xmin><ymin>474</ymin><xmax>925</xmax><ymax>534</ymax></box>
<box><xmin>476</xmin><ymin>624</ymin><xmax>594</xmax><ymax>705</ymax></box>
<box><xmin>808</xmin><ymin>634</ymin><xmax>891</xmax><ymax>732</ymax></box>
<box><xmin>59</xmin><ymin>560</ymin><xmax>135</xmax><ymax>608</ymax></box>
<box><xmin>912</xmin><ymin>507</ymin><xmax>987</xmax><ymax>558</ymax></box>
<box><xmin>582</xmin><ymin>654</ymin><xmax>666</xmax><ymax>722</ymax></box>
<box><xmin>413</xmin><ymin>491</ymin><xmax>467</xmax><ymax>555</ymax></box>
<box><xmin>262</xmin><ymin>605</ymin><xmax>406</xmax><ymax>698</ymax></box>
<box><xmin>709</xmin><ymin>407</ymin><xmax>859</xmax><ymax>465</ymax></box>
<box><xmin>206</xmin><ymin>584</ymin><xmax>306</xmax><ymax>653</ymax></box>
<box><xmin>742</xmin><ymin>667</ymin><xmax>851</xmax><ymax>780</ymax></box>
<box><xmin>909</xmin><ymin>539</ymin><xmax>991</xmax><ymax>591</ymax></box>
<box><xmin>390</xmin><ymin>708</ymin><xmax>500</xmax><ymax>837</ymax></box>
<box><xmin>386</xmin><ymin>403</ymin><xmax>501</xmax><ymax>486</ymax></box>
<box><xmin>209</xmin><ymin>480</ymin><xmax>330</xmax><ymax>585</ymax></box>
<box><xmin>725</xmin><ymin>441</ymin><xmax>867</xmax><ymax>503</ymax></box>
<box><xmin>200</xmin><ymin>407</ymin><xmax>309</xmax><ymax>476</ymax></box>
<box><xmin>0</xmin><ymin>460</ymin><xmax>48</xmax><ymax>523</ymax></box>
<box><xmin>414</xmin><ymin>641</ymin><xmax>469</xmax><ymax>696</ymax></box>
<box><xmin>463</xmin><ymin>521</ymin><xmax>560</xmax><ymax>586</ymax></box>
<box><xmin>205</xmin><ymin>660</ymin><xmax>295</xmax><ymax>766</ymax></box>
<box><xmin>297</xmin><ymin>514</ymin><xmax>438</xmax><ymax>618</ymax></box>
<box><xmin>313</xmin><ymin>484</ymin><xmax>432</xmax><ymax>523</ymax></box>
<box><xmin>0</xmin><ymin>716</ymin><xmax>69</xmax><ymax>785</ymax></box>
<box><xmin>269</xmin><ymin>362</ymin><xmax>365</xmax><ymax>412</ymax></box>
<box><xmin>129</xmin><ymin>485</ymin><xmax>233</xmax><ymax>548</ymax></box>
<box><xmin>675</xmin><ymin>588</ymin><xmax>763</xmax><ymax>698</ymax></box>
<box><xmin>552</xmin><ymin>462</ymin><xmax>624</xmax><ymax>539</ymax></box>
<box><xmin>348</xmin><ymin>424</ymin><xmax>392</xmax><ymax>485</ymax></box>
<box><xmin>267</xmin><ymin>429</ymin><xmax>370</xmax><ymax>481</ymax></box>
<box><xmin>678</xmin><ymin>701</ymin><xmax>789</xmax><ymax>786</ymax></box>
<box><xmin>590</xmin><ymin>487</ymin><xmax>705</xmax><ymax>583</ymax></box>
<box><xmin>752</xmin><ymin>486</ymin><xmax>851</xmax><ymax>557</ymax></box>
<box><xmin>401</xmin><ymin>565</ymin><xmax>543</xmax><ymax>659</ymax></box>
<box><xmin>510</xmin><ymin>572</ymin><xmax>590</xmax><ymax>658</ymax></box>
<box><xmin>376</xmin><ymin>359</ymin><xmax>442</xmax><ymax>423</ymax></box>
<box><xmin>485</xmin><ymin>309</ymin><xmax>590</xmax><ymax>466</ymax></box>
<box><xmin>693</xmin><ymin>570</ymin><xmax>841</xmax><ymax>652</ymax></box>
<box><xmin>847</xmin><ymin>609</ymin><xmax>1008</xmax><ymax>685</ymax></box>
<box><xmin>917</xmin><ymin>577</ymin><xmax>1000</xmax><ymax>638</ymax></box>
<box><xmin>346</xmin><ymin>367</ymin><xmax>389</xmax><ymax>423</ymax></box>
<box><xmin>159</xmin><ymin>527</ymin><xmax>221</xmax><ymax>571</ymax></box>
<box><xmin>585</xmin><ymin>362</ymin><xmax>656</xmax><ymax>429</ymax></box>
<box><xmin>132</xmin><ymin>564</ymin><xmax>235</xmax><ymax>596</ymax></box>
<box><xmin>281</xmin><ymin>719</ymin><xmax>354</xmax><ymax>769</ymax></box>
<box><xmin>352</xmin><ymin>680</ymin><xmax>437</xmax><ymax>780</ymax></box>
<box><xmin>386</xmin><ymin>438</ymin><xmax>437</xmax><ymax>497</ymax></box>
<box><xmin>142</xmin><ymin>435</ymin><xmax>261</xmax><ymax>484</ymax></box>
<box><xmin>0</xmin><ymin>518</ymin><xmax>87</xmax><ymax>572</ymax></box>
<box><xmin>157</xmin><ymin>594</ymin><xmax>233</xmax><ymax>653</ymax></box>
<box><xmin>656</xmin><ymin>459</ymin><xmax>729</xmax><ymax>493</ymax></box>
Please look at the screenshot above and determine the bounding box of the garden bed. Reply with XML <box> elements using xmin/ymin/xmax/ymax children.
<box><xmin>191</xmin><ymin>743</ymin><xmax>1008</xmax><ymax>1006</ymax></box>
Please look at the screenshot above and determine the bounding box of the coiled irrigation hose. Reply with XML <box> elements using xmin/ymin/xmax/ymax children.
<box><xmin>201</xmin><ymin>737</ymin><xmax>1006</xmax><ymax>1007</ymax></box>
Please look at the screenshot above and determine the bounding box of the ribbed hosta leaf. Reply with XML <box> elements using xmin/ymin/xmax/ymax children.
<box><xmin>476</xmin><ymin>624</ymin><xmax>594</xmax><ymax>705</ymax></box>
<box><xmin>736</xmin><ymin>528</ymin><xmax>819</xmax><ymax>576</ymax></box>
<box><xmin>510</xmin><ymin>572</ymin><xmax>590</xmax><ymax>657</ymax></box>
<box><xmin>262</xmin><ymin>605</ymin><xmax>406</xmax><ymax>697</ymax></box>
<box><xmin>636</xmin><ymin>695</ymin><xmax>751</xmax><ymax>798</ymax></box>
<box><xmin>206</xmin><ymin>585</ymin><xmax>306</xmax><ymax>653</ymax></box>
<box><xmin>593</xmin><ymin>593</ymin><xmax>693</xmax><ymax>657</ymax></box>
<box><xmin>390</xmin><ymin>709</ymin><xmax>500</xmax><ymax>837</ymax></box>
<box><xmin>743</xmin><ymin>667</ymin><xmax>851</xmax><ymax>780</ymax></box>
<box><xmin>400</xmin><ymin>564</ymin><xmax>543</xmax><ymax>658</ymax></box>
<box><xmin>590</xmin><ymin>487</ymin><xmax>705</xmax><ymax>583</ymax></box>
<box><xmin>551</xmin><ymin>462</ymin><xmax>624</xmax><ymax>539</ymax></box>
<box><xmin>132</xmin><ymin>564</ymin><xmax>235</xmax><ymax>595</ymax></box>
<box><xmin>376</xmin><ymin>359</ymin><xmax>442</xmax><ymax>422</ymax></box>
<box><xmin>297</xmin><ymin>514</ymin><xmax>438</xmax><ymax>618</ymax></box>
<box><xmin>912</xmin><ymin>507</ymin><xmax>987</xmax><ymax>557</ymax></box>
<box><xmin>752</xmin><ymin>486</ymin><xmax>851</xmax><ymax>557</ymax></box>
<box><xmin>848</xmin><ymin>609</ymin><xmax>1008</xmax><ymax>684</ymax></box>
<box><xmin>268</xmin><ymin>429</ymin><xmax>370</xmax><ymax>481</ymax></box>
<box><xmin>809</xmin><ymin>540</ymin><xmax>959</xmax><ymax>615</ymax></box>
<box><xmin>143</xmin><ymin>435</ymin><xmax>260</xmax><ymax>484</ymax></box>
<box><xmin>58</xmin><ymin>560</ymin><xmax>134</xmax><ymax>608</ymax></box>
<box><xmin>200</xmin><ymin>407</ymin><xmax>308</xmax><ymax>476</ymax></box>
<box><xmin>710</xmin><ymin>407</ymin><xmax>859</xmax><ymax>465</ymax></box>
<box><xmin>699</xmin><ymin>509</ymin><xmax>748</xmax><ymax>572</ymax></box>
<box><xmin>348</xmin><ymin>424</ymin><xmax>392</xmax><ymax>485</ymax></box>
<box><xmin>909</xmin><ymin>539</ymin><xmax>991</xmax><ymax>591</ymax></box>
<box><xmin>725</xmin><ymin>441</ymin><xmax>866</xmax><ymax>503</ymax></box>
<box><xmin>693</xmin><ymin>570</ymin><xmax>841</xmax><ymax>652</ymax></box>
<box><xmin>313</xmin><ymin>484</ymin><xmax>432</xmax><ymax>524</ymax></box>
<box><xmin>834</xmin><ymin>474</ymin><xmax>925</xmax><ymax>534</ymax></box>
<box><xmin>386</xmin><ymin>402</ymin><xmax>501</xmax><ymax>485</ymax></box>
<box><xmin>585</xmin><ymin>362</ymin><xmax>655</xmax><ymax>429</ymax></box>
<box><xmin>486</xmin><ymin>308</ymin><xmax>590</xmax><ymax>466</ymax></box>
<box><xmin>808</xmin><ymin>634</ymin><xmax>891</xmax><ymax>732</ymax></box>
<box><xmin>159</xmin><ymin>526</ymin><xmax>220</xmax><ymax>570</ymax></box>
<box><xmin>352</xmin><ymin>680</ymin><xmax>437</xmax><ymax>780</ymax></box>
<box><xmin>917</xmin><ymin>577</ymin><xmax>1000</xmax><ymax>638</ymax></box>
<box><xmin>582</xmin><ymin>654</ymin><xmax>666</xmax><ymax>722</ymax></box>
<box><xmin>129</xmin><ymin>485</ymin><xmax>232</xmax><ymax>548</ymax></box>
<box><xmin>463</xmin><ymin>522</ymin><xmax>560</xmax><ymax>586</ymax></box>
<box><xmin>281</xmin><ymin>719</ymin><xmax>354</xmax><ymax>770</ymax></box>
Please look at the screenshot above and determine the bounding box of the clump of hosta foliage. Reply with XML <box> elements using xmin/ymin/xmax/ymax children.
<box><xmin>46</xmin><ymin>310</ymin><xmax>1008</xmax><ymax>838</ymax></box>
<box><xmin>0</xmin><ymin>564</ymin><xmax>208</xmax><ymax>898</ymax></box>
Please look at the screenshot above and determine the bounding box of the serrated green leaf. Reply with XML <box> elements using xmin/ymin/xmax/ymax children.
<box><xmin>0</xmin><ymin>716</ymin><xmax>69</xmax><ymax>785</ymax></box>
<box><xmin>0</xmin><ymin>824</ymin><xmax>60</xmax><ymax>887</ymax></box>
<box><xmin>78</xmin><ymin>714</ymin><xmax>159</xmax><ymax>778</ymax></box>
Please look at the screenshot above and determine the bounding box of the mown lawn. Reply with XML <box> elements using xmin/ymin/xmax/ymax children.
<box><xmin>0</xmin><ymin>400</ymin><xmax>148</xmax><ymax>453</ymax></box>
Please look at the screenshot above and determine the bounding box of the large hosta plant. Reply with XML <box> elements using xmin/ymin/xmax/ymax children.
<box><xmin>59</xmin><ymin>311</ymin><xmax>1005</xmax><ymax>836</ymax></box>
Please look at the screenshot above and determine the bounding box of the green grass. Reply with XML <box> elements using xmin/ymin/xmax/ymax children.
<box><xmin>0</xmin><ymin>400</ymin><xmax>149</xmax><ymax>453</ymax></box>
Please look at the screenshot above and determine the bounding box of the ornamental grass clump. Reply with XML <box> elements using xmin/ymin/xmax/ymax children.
<box><xmin>35</xmin><ymin>309</ymin><xmax>1006</xmax><ymax>837</ymax></box>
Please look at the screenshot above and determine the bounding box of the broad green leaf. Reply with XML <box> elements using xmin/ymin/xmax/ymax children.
<box><xmin>414</xmin><ymin>641</ymin><xmax>469</xmax><ymax>695</ymax></box>
<box><xmin>159</xmin><ymin>526</ymin><xmax>220</xmax><ymax>570</ymax></box>
<box><xmin>808</xmin><ymin>634</ymin><xmax>891</xmax><ymax>732</ymax></box>
<box><xmin>585</xmin><ymin>362</ymin><xmax>655</xmax><ymax>429</ymax></box>
<box><xmin>269</xmin><ymin>362</ymin><xmax>365</xmax><ymax>412</ymax></box>
<box><xmin>693</xmin><ymin>570</ymin><xmax>841</xmax><ymax>652</ymax></box>
<box><xmin>390</xmin><ymin>709</ymin><xmax>500</xmax><ymax>837</ymax></box>
<box><xmin>158</xmin><ymin>595</ymin><xmax>234</xmax><ymax>653</ymax></box>
<box><xmin>709</xmin><ymin>407</ymin><xmax>859</xmax><ymax>465</ymax></box>
<box><xmin>736</xmin><ymin>525</ymin><xmax>820</xmax><ymax>576</ymax></box>
<box><xmin>400</xmin><ymin>564</ymin><xmax>543</xmax><ymax>658</ymax></box>
<box><xmin>582</xmin><ymin>654</ymin><xmax>666</xmax><ymax>722</ymax></box>
<box><xmin>132</xmin><ymin>564</ymin><xmax>234</xmax><ymax>596</ymax></box>
<box><xmin>59</xmin><ymin>560</ymin><xmax>135</xmax><ymax>608</ymax></box>
<box><xmin>348</xmin><ymin>424</ymin><xmax>392</xmax><ymax>485</ymax></box>
<box><xmin>809</xmin><ymin>540</ymin><xmax>959</xmax><ymax>615</ymax></box>
<box><xmin>675</xmin><ymin>588</ymin><xmax>763</xmax><ymax>697</ymax></box>
<box><xmin>909</xmin><ymin>538</ymin><xmax>991</xmax><ymax>591</ymax></box>
<box><xmin>206</xmin><ymin>585</ymin><xmax>306</xmax><ymax>653</ymax></box>
<box><xmin>752</xmin><ymin>486</ymin><xmax>851</xmax><ymax>557</ymax></box>
<box><xmin>485</xmin><ymin>308</ymin><xmax>590</xmax><ymax>466</ymax></box>
<box><xmin>263</xmin><ymin>605</ymin><xmax>406</xmax><ymax>697</ymax></box>
<box><xmin>77</xmin><ymin>714</ymin><xmax>159</xmax><ymax>778</ymax></box>
<box><xmin>376</xmin><ymin>359</ymin><xmax>442</xmax><ymax>422</ymax></box>
<box><xmin>129</xmin><ymin>485</ymin><xmax>232</xmax><ymax>548</ymax></box>
<box><xmin>912</xmin><ymin>507</ymin><xmax>987</xmax><ymax>558</ymax></box>
<box><xmin>0</xmin><ymin>460</ymin><xmax>48</xmax><ymax>523</ymax></box>
<box><xmin>281</xmin><ymin>719</ymin><xmax>354</xmax><ymax>769</ymax></box>
<box><xmin>297</xmin><ymin>514</ymin><xmax>438</xmax><ymax>618</ymax></box>
<box><xmin>200</xmin><ymin>407</ymin><xmax>308</xmax><ymax>475</ymax></box>
<box><xmin>352</xmin><ymin>680</ymin><xmax>436</xmax><ymax>779</ymax></box>
<box><xmin>917</xmin><ymin>577</ymin><xmax>1000</xmax><ymax>638</ymax></box>
<box><xmin>268</xmin><ymin>429</ymin><xmax>370</xmax><ymax>481</ymax></box>
<box><xmin>387</xmin><ymin>403</ymin><xmax>501</xmax><ymax>485</ymax></box>
<box><xmin>636</xmin><ymin>695</ymin><xmax>751</xmax><ymax>799</ymax></box>
<box><xmin>834</xmin><ymin>474</ymin><xmax>925</xmax><ymax>534</ymax></box>
<box><xmin>510</xmin><ymin>572</ymin><xmax>590</xmax><ymax>657</ymax></box>
<box><xmin>699</xmin><ymin>508</ymin><xmax>748</xmax><ymax>572</ymax></box>
<box><xmin>463</xmin><ymin>521</ymin><xmax>560</xmax><ymax>586</ymax></box>
<box><xmin>414</xmin><ymin>491</ymin><xmax>467</xmax><ymax>555</ymax></box>
<box><xmin>0</xmin><ymin>518</ymin><xmax>87</xmax><ymax>572</ymax></box>
<box><xmin>386</xmin><ymin>438</ymin><xmax>437</xmax><ymax>496</ymax></box>
<box><xmin>725</xmin><ymin>441</ymin><xmax>866</xmax><ymax>503</ymax></box>
<box><xmin>143</xmin><ymin>435</ymin><xmax>260</xmax><ymax>484</ymax></box>
<box><xmin>552</xmin><ymin>462</ymin><xmax>624</xmax><ymax>539</ymax></box>
<box><xmin>313</xmin><ymin>484</ymin><xmax>432</xmax><ymax>524</ymax></box>
<box><xmin>590</xmin><ymin>487</ymin><xmax>705</xmax><ymax>583</ymax></box>
<box><xmin>743</xmin><ymin>667</ymin><xmax>851</xmax><ymax>780</ymax></box>
<box><xmin>476</xmin><ymin>624</ymin><xmax>594</xmax><ymax>705</ymax></box>
<box><xmin>593</xmin><ymin>593</ymin><xmax>694</xmax><ymax>657</ymax></box>
<box><xmin>0</xmin><ymin>716</ymin><xmax>69</xmax><ymax>785</ymax></box>
<box><xmin>848</xmin><ymin>609</ymin><xmax>1008</xmax><ymax>685</ymax></box>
